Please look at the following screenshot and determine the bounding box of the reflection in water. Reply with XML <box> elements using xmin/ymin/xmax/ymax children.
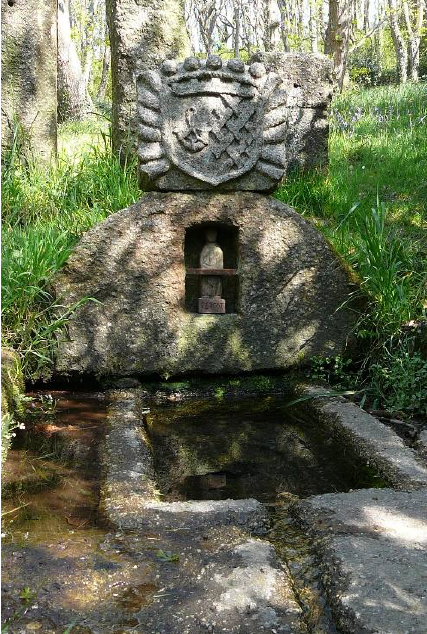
<box><xmin>147</xmin><ymin>397</ymin><xmax>385</xmax><ymax>503</ymax></box>
<box><xmin>1</xmin><ymin>390</ymin><xmax>379</xmax><ymax>633</ymax></box>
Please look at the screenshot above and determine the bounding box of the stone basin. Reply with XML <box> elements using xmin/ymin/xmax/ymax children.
<box><xmin>146</xmin><ymin>396</ymin><xmax>386</xmax><ymax>504</ymax></box>
<box><xmin>97</xmin><ymin>386</ymin><xmax>427</xmax><ymax>634</ymax></box>
<box><xmin>3</xmin><ymin>386</ymin><xmax>427</xmax><ymax>633</ymax></box>
<box><xmin>100</xmin><ymin>385</ymin><xmax>427</xmax><ymax>531</ymax></box>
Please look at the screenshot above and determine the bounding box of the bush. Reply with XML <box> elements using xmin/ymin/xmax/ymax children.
<box><xmin>368</xmin><ymin>342</ymin><xmax>427</xmax><ymax>415</ymax></box>
<box><xmin>347</xmin><ymin>30</ymin><xmax>400</xmax><ymax>87</ymax></box>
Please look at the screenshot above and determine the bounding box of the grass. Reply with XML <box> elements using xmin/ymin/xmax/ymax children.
<box><xmin>1</xmin><ymin>83</ymin><xmax>426</xmax><ymax>414</ymax></box>
<box><xmin>1</xmin><ymin>123</ymin><xmax>140</xmax><ymax>378</ymax></box>
<box><xmin>276</xmin><ymin>82</ymin><xmax>427</xmax><ymax>414</ymax></box>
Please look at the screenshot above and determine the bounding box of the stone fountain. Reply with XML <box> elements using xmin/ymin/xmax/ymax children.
<box><xmin>55</xmin><ymin>54</ymin><xmax>359</xmax><ymax>379</ymax></box>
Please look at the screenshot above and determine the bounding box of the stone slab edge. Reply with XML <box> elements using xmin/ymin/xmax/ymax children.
<box><xmin>417</xmin><ymin>430</ymin><xmax>427</xmax><ymax>461</ymax></box>
<box><xmin>290</xmin><ymin>488</ymin><xmax>427</xmax><ymax>634</ymax></box>
<box><xmin>99</xmin><ymin>389</ymin><xmax>267</xmax><ymax>531</ymax></box>
<box><xmin>293</xmin><ymin>384</ymin><xmax>427</xmax><ymax>489</ymax></box>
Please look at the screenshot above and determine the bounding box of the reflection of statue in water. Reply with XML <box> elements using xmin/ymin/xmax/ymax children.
<box><xmin>200</xmin><ymin>229</ymin><xmax>223</xmax><ymax>298</ymax></box>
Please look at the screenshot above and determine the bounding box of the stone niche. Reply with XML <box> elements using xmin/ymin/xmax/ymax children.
<box><xmin>54</xmin><ymin>192</ymin><xmax>359</xmax><ymax>379</ymax></box>
<box><xmin>184</xmin><ymin>223</ymin><xmax>239</xmax><ymax>314</ymax></box>
<box><xmin>1</xmin><ymin>0</ymin><xmax>57</xmax><ymax>160</ymax></box>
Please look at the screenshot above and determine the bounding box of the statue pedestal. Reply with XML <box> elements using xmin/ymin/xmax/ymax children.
<box><xmin>198</xmin><ymin>297</ymin><xmax>226</xmax><ymax>314</ymax></box>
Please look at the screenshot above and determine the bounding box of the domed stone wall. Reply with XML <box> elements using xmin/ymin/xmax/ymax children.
<box><xmin>54</xmin><ymin>192</ymin><xmax>359</xmax><ymax>378</ymax></box>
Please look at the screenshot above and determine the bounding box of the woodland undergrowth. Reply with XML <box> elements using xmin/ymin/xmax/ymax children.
<box><xmin>277</xmin><ymin>83</ymin><xmax>427</xmax><ymax>415</ymax></box>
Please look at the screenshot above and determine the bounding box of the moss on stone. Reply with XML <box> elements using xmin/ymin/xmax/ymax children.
<box><xmin>1</xmin><ymin>348</ymin><xmax>25</xmax><ymax>464</ymax></box>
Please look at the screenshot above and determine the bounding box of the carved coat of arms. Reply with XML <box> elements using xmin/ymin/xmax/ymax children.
<box><xmin>137</xmin><ymin>56</ymin><xmax>288</xmax><ymax>190</ymax></box>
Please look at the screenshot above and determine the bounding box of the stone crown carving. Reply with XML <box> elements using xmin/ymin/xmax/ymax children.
<box><xmin>137</xmin><ymin>56</ymin><xmax>288</xmax><ymax>191</ymax></box>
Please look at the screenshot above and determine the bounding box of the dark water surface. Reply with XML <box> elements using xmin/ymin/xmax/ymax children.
<box><xmin>147</xmin><ymin>396</ymin><xmax>384</xmax><ymax>503</ymax></box>
<box><xmin>2</xmin><ymin>391</ymin><xmax>108</xmax><ymax>542</ymax></box>
<box><xmin>1</xmin><ymin>392</ymin><xmax>168</xmax><ymax>633</ymax></box>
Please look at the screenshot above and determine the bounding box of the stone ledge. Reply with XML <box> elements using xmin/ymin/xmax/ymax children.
<box><xmin>418</xmin><ymin>430</ymin><xmax>427</xmax><ymax>461</ymax></box>
<box><xmin>292</xmin><ymin>488</ymin><xmax>427</xmax><ymax>634</ymax></box>
<box><xmin>54</xmin><ymin>192</ymin><xmax>360</xmax><ymax>377</ymax></box>
<box><xmin>293</xmin><ymin>384</ymin><xmax>427</xmax><ymax>489</ymax></box>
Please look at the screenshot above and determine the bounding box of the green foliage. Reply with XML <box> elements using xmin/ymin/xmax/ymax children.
<box><xmin>18</xmin><ymin>588</ymin><xmax>35</xmax><ymax>603</ymax></box>
<box><xmin>339</xmin><ymin>199</ymin><xmax>417</xmax><ymax>337</ymax></box>
<box><xmin>90</xmin><ymin>55</ymin><xmax>112</xmax><ymax>101</ymax></box>
<box><xmin>1</xmin><ymin>351</ymin><xmax>26</xmax><ymax>464</ymax></box>
<box><xmin>1</xmin><ymin>408</ymin><xmax>27</xmax><ymax>466</ymax></box>
<box><xmin>214</xmin><ymin>386</ymin><xmax>225</xmax><ymax>400</ymax></box>
<box><xmin>1</xmin><ymin>117</ymin><xmax>34</xmax><ymax>168</ymax></box>
<box><xmin>368</xmin><ymin>341</ymin><xmax>427</xmax><ymax>415</ymax></box>
<box><xmin>277</xmin><ymin>83</ymin><xmax>427</xmax><ymax>416</ymax></box>
<box><xmin>1</xmin><ymin>123</ymin><xmax>139</xmax><ymax>381</ymax></box>
<box><xmin>1</xmin><ymin>414</ymin><xmax>15</xmax><ymax>467</ymax></box>
<box><xmin>251</xmin><ymin>375</ymin><xmax>274</xmax><ymax>392</ymax></box>
<box><xmin>307</xmin><ymin>356</ymin><xmax>356</xmax><ymax>391</ymax></box>
<box><xmin>347</xmin><ymin>30</ymin><xmax>397</xmax><ymax>87</ymax></box>
<box><xmin>156</xmin><ymin>549</ymin><xmax>179</xmax><ymax>563</ymax></box>
<box><xmin>159</xmin><ymin>381</ymin><xmax>191</xmax><ymax>392</ymax></box>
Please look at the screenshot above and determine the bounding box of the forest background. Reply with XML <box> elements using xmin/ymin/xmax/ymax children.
<box><xmin>56</xmin><ymin>0</ymin><xmax>427</xmax><ymax>118</ymax></box>
<box><xmin>2</xmin><ymin>0</ymin><xmax>427</xmax><ymax>430</ymax></box>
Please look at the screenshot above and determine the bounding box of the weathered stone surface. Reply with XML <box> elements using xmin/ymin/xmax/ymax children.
<box><xmin>54</xmin><ymin>192</ymin><xmax>359</xmax><ymax>378</ymax></box>
<box><xmin>293</xmin><ymin>488</ymin><xmax>427</xmax><ymax>634</ymax></box>
<box><xmin>293</xmin><ymin>384</ymin><xmax>427</xmax><ymax>489</ymax></box>
<box><xmin>418</xmin><ymin>429</ymin><xmax>427</xmax><ymax>461</ymax></box>
<box><xmin>1</xmin><ymin>348</ymin><xmax>25</xmax><ymax>464</ymax></box>
<box><xmin>250</xmin><ymin>52</ymin><xmax>333</xmax><ymax>173</ymax></box>
<box><xmin>1</xmin><ymin>0</ymin><xmax>57</xmax><ymax>160</ymax></box>
<box><xmin>106</xmin><ymin>0</ymin><xmax>190</xmax><ymax>155</ymax></box>
<box><xmin>138</xmin><ymin>57</ymin><xmax>288</xmax><ymax>191</ymax></box>
<box><xmin>98</xmin><ymin>389</ymin><xmax>305</xmax><ymax>633</ymax></box>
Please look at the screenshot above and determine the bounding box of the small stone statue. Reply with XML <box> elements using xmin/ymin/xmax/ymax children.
<box><xmin>198</xmin><ymin>229</ymin><xmax>226</xmax><ymax>314</ymax></box>
<box><xmin>200</xmin><ymin>229</ymin><xmax>223</xmax><ymax>298</ymax></box>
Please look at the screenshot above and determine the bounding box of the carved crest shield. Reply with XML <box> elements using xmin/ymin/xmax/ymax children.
<box><xmin>137</xmin><ymin>57</ymin><xmax>288</xmax><ymax>190</ymax></box>
<box><xmin>161</xmin><ymin>86</ymin><xmax>264</xmax><ymax>186</ymax></box>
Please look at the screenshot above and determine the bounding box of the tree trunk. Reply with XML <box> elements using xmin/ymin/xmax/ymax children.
<box><xmin>83</xmin><ymin>49</ymin><xmax>93</xmax><ymax>92</ymax></box>
<box><xmin>234</xmin><ymin>3</ymin><xmax>241</xmax><ymax>57</ymax></box>
<box><xmin>296</xmin><ymin>0</ymin><xmax>304</xmax><ymax>44</ymax></box>
<box><xmin>278</xmin><ymin>0</ymin><xmax>291</xmax><ymax>51</ymax></box>
<box><xmin>263</xmin><ymin>0</ymin><xmax>272</xmax><ymax>51</ymax></box>
<box><xmin>388</xmin><ymin>0</ymin><xmax>408</xmax><ymax>82</ymax></box>
<box><xmin>325</xmin><ymin>0</ymin><xmax>353</xmax><ymax>91</ymax></box>
<box><xmin>58</xmin><ymin>0</ymin><xmax>93</xmax><ymax>122</ymax></box>
<box><xmin>97</xmin><ymin>46</ymin><xmax>111</xmax><ymax>100</ymax></box>
<box><xmin>82</xmin><ymin>0</ymin><xmax>99</xmax><ymax>96</ymax></box>
<box><xmin>309</xmin><ymin>0</ymin><xmax>319</xmax><ymax>52</ymax></box>
<box><xmin>363</xmin><ymin>0</ymin><xmax>370</xmax><ymax>30</ymax></box>
<box><xmin>263</xmin><ymin>0</ymin><xmax>280</xmax><ymax>51</ymax></box>
<box><xmin>414</xmin><ymin>0</ymin><xmax>425</xmax><ymax>79</ymax></box>
<box><xmin>195</xmin><ymin>0</ymin><xmax>219</xmax><ymax>57</ymax></box>
<box><xmin>403</xmin><ymin>0</ymin><xmax>424</xmax><ymax>81</ymax></box>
